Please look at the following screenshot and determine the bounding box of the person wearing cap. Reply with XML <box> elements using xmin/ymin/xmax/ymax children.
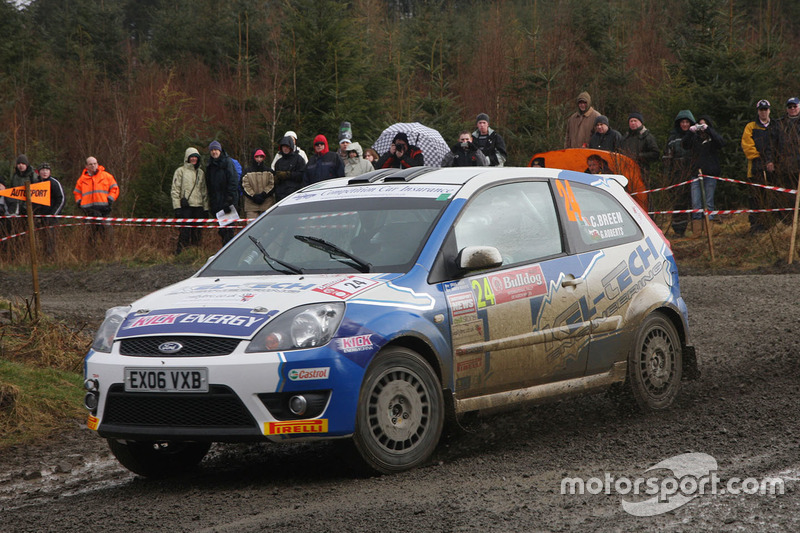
<box><xmin>30</xmin><ymin>162</ymin><xmax>65</xmax><ymax>257</ymax></box>
<box><xmin>337</xmin><ymin>138</ymin><xmax>352</xmax><ymax>163</ymax></box>
<box><xmin>741</xmin><ymin>99</ymin><xmax>782</xmax><ymax>233</ymax></box>
<box><xmin>241</xmin><ymin>149</ymin><xmax>275</xmax><ymax>220</ymax></box>
<box><xmin>303</xmin><ymin>134</ymin><xmax>345</xmax><ymax>185</ymax></box>
<box><xmin>376</xmin><ymin>132</ymin><xmax>425</xmax><ymax>169</ymax></box>
<box><xmin>74</xmin><ymin>156</ymin><xmax>120</xmax><ymax>241</ymax></box>
<box><xmin>777</xmin><ymin>97</ymin><xmax>800</xmax><ymax>191</ymax></box>
<box><xmin>205</xmin><ymin>140</ymin><xmax>239</xmax><ymax>246</ymax></box>
<box><xmin>588</xmin><ymin>115</ymin><xmax>622</xmax><ymax>152</ymax></box>
<box><xmin>565</xmin><ymin>92</ymin><xmax>601</xmax><ymax>149</ymax></box>
<box><xmin>171</xmin><ymin>147</ymin><xmax>209</xmax><ymax>254</ymax></box>
<box><xmin>472</xmin><ymin>113</ymin><xmax>507</xmax><ymax>166</ymax></box>
<box><xmin>619</xmin><ymin>112</ymin><xmax>660</xmax><ymax>176</ymax></box>
<box><xmin>271</xmin><ymin>130</ymin><xmax>308</xmax><ymax>169</ymax></box>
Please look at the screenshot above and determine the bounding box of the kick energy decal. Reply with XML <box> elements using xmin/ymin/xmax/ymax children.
<box><xmin>116</xmin><ymin>307</ymin><xmax>278</xmax><ymax>338</ymax></box>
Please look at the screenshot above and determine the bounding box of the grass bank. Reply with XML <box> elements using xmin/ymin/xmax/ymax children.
<box><xmin>0</xmin><ymin>299</ymin><xmax>92</xmax><ymax>447</ymax></box>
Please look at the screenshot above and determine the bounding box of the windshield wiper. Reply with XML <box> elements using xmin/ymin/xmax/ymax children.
<box><xmin>294</xmin><ymin>234</ymin><xmax>372</xmax><ymax>273</ymax></box>
<box><xmin>249</xmin><ymin>235</ymin><xmax>304</xmax><ymax>275</ymax></box>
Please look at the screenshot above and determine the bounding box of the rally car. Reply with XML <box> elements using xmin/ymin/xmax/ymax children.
<box><xmin>84</xmin><ymin>166</ymin><xmax>697</xmax><ymax>477</ymax></box>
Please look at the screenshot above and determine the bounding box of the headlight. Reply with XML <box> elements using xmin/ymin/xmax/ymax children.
<box><xmin>245</xmin><ymin>303</ymin><xmax>344</xmax><ymax>353</ymax></box>
<box><xmin>91</xmin><ymin>306</ymin><xmax>130</xmax><ymax>353</ymax></box>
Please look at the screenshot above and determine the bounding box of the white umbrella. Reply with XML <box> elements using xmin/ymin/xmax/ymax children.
<box><xmin>372</xmin><ymin>122</ymin><xmax>449</xmax><ymax>167</ymax></box>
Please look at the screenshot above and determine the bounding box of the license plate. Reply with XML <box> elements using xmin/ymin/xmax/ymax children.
<box><xmin>125</xmin><ymin>368</ymin><xmax>208</xmax><ymax>393</ymax></box>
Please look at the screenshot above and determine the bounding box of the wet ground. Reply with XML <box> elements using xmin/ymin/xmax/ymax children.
<box><xmin>1</xmin><ymin>265</ymin><xmax>799</xmax><ymax>532</ymax></box>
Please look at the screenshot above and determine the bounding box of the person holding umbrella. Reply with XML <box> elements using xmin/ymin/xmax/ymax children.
<box><xmin>376</xmin><ymin>132</ymin><xmax>424</xmax><ymax>169</ymax></box>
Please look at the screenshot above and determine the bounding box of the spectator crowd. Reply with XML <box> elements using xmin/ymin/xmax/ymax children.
<box><xmin>2</xmin><ymin>93</ymin><xmax>799</xmax><ymax>255</ymax></box>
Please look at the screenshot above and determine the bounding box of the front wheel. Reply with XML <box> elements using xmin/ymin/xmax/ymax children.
<box><xmin>351</xmin><ymin>347</ymin><xmax>444</xmax><ymax>474</ymax></box>
<box><xmin>108</xmin><ymin>439</ymin><xmax>211</xmax><ymax>478</ymax></box>
<box><xmin>626</xmin><ymin>312</ymin><xmax>683</xmax><ymax>411</ymax></box>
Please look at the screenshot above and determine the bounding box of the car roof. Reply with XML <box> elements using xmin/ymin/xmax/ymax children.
<box><xmin>304</xmin><ymin>166</ymin><xmax>629</xmax><ymax>191</ymax></box>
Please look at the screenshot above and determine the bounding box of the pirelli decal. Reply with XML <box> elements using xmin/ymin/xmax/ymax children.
<box><xmin>87</xmin><ymin>415</ymin><xmax>99</xmax><ymax>431</ymax></box>
<box><xmin>265</xmin><ymin>419</ymin><xmax>328</xmax><ymax>435</ymax></box>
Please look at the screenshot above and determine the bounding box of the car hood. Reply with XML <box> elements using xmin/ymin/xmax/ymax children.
<box><xmin>114</xmin><ymin>273</ymin><xmax>402</xmax><ymax>339</ymax></box>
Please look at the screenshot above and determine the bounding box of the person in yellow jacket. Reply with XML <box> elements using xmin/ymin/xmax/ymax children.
<box><xmin>171</xmin><ymin>147</ymin><xmax>209</xmax><ymax>254</ymax></box>
<box><xmin>741</xmin><ymin>99</ymin><xmax>783</xmax><ymax>233</ymax></box>
<box><xmin>73</xmin><ymin>156</ymin><xmax>120</xmax><ymax>240</ymax></box>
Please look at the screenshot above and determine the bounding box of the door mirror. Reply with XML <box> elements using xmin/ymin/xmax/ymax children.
<box><xmin>457</xmin><ymin>246</ymin><xmax>503</xmax><ymax>272</ymax></box>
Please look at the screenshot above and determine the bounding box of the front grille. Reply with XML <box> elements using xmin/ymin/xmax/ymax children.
<box><xmin>119</xmin><ymin>336</ymin><xmax>241</xmax><ymax>357</ymax></box>
<box><xmin>102</xmin><ymin>384</ymin><xmax>255</xmax><ymax>428</ymax></box>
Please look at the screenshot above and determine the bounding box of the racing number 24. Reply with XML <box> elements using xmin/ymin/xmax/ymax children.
<box><xmin>471</xmin><ymin>278</ymin><xmax>496</xmax><ymax>309</ymax></box>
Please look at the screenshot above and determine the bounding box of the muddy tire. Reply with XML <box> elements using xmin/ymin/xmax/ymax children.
<box><xmin>351</xmin><ymin>347</ymin><xmax>444</xmax><ymax>474</ymax></box>
<box><xmin>108</xmin><ymin>439</ymin><xmax>211</xmax><ymax>478</ymax></box>
<box><xmin>626</xmin><ymin>312</ymin><xmax>683</xmax><ymax>411</ymax></box>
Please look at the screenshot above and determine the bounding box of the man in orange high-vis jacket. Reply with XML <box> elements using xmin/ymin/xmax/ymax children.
<box><xmin>74</xmin><ymin>156</ymin><xmax>120</xmax><ymax>240</ymax></box>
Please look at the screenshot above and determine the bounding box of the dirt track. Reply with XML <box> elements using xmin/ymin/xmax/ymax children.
<box><xmin>1</xmin><ymin>265</ymin><xmax>799</xmax><ymax>532</ymax></box>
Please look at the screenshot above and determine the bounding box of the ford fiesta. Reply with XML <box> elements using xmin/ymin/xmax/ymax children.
<box><xmin>84</xmin><ymin>166</ymin><xmax>697</xmax><ymax>477</ymax></box>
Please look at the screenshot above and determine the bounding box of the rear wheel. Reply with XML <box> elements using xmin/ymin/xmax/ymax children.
<box><xmin>108</xmin><ymin>439</ymin><xmax>211</xmax><ymax>478</ymax></box>
<box><xmin>352</xmin><ymin>347</ymin><xmax>444</xmax><ymax>474</ymax></box>
<box><xmin>626</xmin><ymin>312</ymin><xmax>683</xmax><ymax>411</ymax></box>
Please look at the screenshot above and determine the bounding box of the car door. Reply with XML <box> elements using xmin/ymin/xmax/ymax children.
<box><xmin>558</xmin><ymin>178</ymin><xmax>654</xmax><ymax>376</ymax></box>
<box><xmin>442</xmin><ymin>180</ymin><xmax>592</xmax><ymax>398</ymax></box>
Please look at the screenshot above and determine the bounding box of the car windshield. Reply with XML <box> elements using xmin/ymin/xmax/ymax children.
<box><xmin>200</xmin><ymin>188</ymin><xmax>454</xmax><ymax>276</ymax></box>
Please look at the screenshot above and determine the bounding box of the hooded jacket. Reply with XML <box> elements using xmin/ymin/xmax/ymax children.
<box><xmin>376</xmin><ymin>132</ymin><xmax>425</xmax><ymax>169</ymax></box>
<box><xmin>6</xmin><ymin>155</ymin><xmax>36</xmax><ymax>214</ymax></box>
<box><xmin>171</xmin><ymin>147</ymin><xmax>209</xmax><ymax>210</ymax></box>
<box><xmin>565</xmin><ymin>92</ymin><xmax>601</xmax><ymax>149</ymax></box>
<box><xmin>241</xmin><ymin>149</ymin><xmax>276</xmax><ymax>214</ymax></box>
<box><xmin>273</xmin><ymin>135</ymin><xmax>307</xmax><ymax>201</ymax></box>
<box><xmin>73</xmin><ymin>162</ymin><xmax>120</xmax><ymax>212</ymax></box>
<box><xmin>271</xmin><ymin>131</ymin><xmax>308</xmax><ymax>169</ymax></box>
<box><xmin>205</xmin><ymin>148</ymin><xmax>239</xmax><ymax>214</ymax></box>
<box><xmin>681</xmin><ymin>115</ymin><xmax>725</xmax><ymax>177</ymax></box>
<box><xmin>304</xmin><ymin>135</ymin><xmax>345</xmax><ymax>186</ymax></box>
<box><xmin>343</xmin><ymin>142</ymin><xmax>375</xmax><ymax>177</ymax></box>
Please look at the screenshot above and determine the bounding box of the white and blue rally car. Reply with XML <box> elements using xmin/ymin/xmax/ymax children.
<box><xmin>84</xmin><ymin>166</ymin><xmax>697</xmax><ymax>476</ymax></box>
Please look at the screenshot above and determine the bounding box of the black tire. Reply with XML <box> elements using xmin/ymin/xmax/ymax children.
<box><xmin>107</xmin><ymin>439</ymin><xmax>211</xmax><ymax>478</ymax></box>
<box><xmin>626</xmin><ymin>311</ymin><xmax>683</xmax><ymax>411</ymax></box>
<box><xmin>351</xmin><ymin>347</ymin><xmax>444</xmax><ymax>474</ymax></box>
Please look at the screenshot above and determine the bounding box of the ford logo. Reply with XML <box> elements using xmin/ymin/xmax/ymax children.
<box><xmin>158</xmin><ymin>342</ymin><xmax>184</xmax><ymax>354</ymax></box>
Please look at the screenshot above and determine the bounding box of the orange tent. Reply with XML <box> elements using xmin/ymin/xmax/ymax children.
<box><xmin>528</xmin><ymin>148</ymin><xmax>648</xmax><ymax>210</ymax></box>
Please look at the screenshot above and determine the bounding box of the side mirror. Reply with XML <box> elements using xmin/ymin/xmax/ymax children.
<box><xmin>457</xmin><ymin>246</ymin><xmax>503</xmax><ymax>272</ymax></box>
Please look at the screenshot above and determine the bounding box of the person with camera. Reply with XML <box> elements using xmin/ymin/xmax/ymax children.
<box><xmin>441</xmin><ymin>131</ymin><xmax>488</xmax><ymax>167</ymax></box>
<box><xmin>376</xmin><ymin>132</ymin><xmax>424</xmax><ymax>169</ymax></box>
<box><xmin>683</xmin><ymin>115</ymin><xmax>724</xmax><ymax>231</ymax></box>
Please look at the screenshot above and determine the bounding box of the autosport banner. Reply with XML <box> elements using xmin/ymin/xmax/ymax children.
<box><xmin>0</xmin><ymin>181</ymin><xmax>51</xmax><ymax>206</ymax></box>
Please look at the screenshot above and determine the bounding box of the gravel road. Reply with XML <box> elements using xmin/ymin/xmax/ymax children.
<box><xmin>1</xmin><ymin>266</ymin><xmax>799</xmax><ymax>532</ymax></box>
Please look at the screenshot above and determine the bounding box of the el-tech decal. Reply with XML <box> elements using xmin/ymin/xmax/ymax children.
<box><xmin>313</xmin><ymin>276</ymin><xmax>382</xmax><ymax>299</ymax></box>
<box><xmin>116</xmin><ymin>307</ymin><xmax>278</xmax><ymax>338</ymax></box>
